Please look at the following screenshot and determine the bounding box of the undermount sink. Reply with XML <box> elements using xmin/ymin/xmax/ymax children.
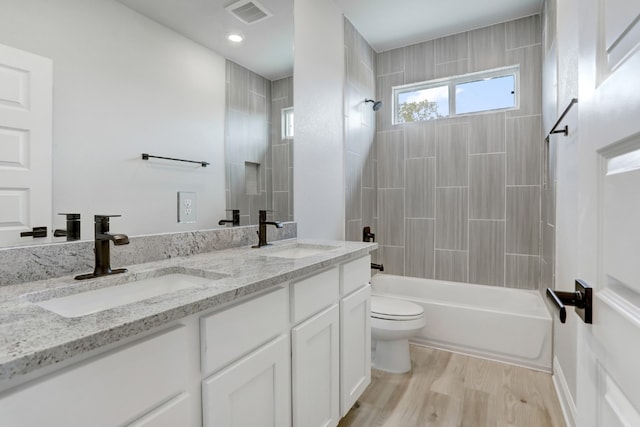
<box><xmin>31</xmin><ymin>273</ymin><xmax>216</xmax><ymax>318</ymax></box>
<box><xmin>262</xmin><ymin>244</ymin><xmax>338</xmax><ymax>259</ymax></box>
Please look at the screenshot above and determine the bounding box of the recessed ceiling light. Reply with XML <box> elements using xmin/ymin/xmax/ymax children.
<box><xmin>227</xmin><ymin>34</ymin><xmax>244</xmax><ymax>43</ymax></box>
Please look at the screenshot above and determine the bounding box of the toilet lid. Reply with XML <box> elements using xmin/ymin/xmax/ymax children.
<box><xmin>371</xmin><ymin>296</ymin><xmax>424</xmax><ymax>320</ymax></box>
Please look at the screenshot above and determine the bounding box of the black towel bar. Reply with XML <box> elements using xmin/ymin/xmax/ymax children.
<box><xmin>142</xmin><ymin>153</ymin><xmax>209</xmax><ymax>167</ymax></box>
<box><xmin>546</xmin><ymin>279</ymin><xmax>592</xmax><ymax>324</ymax></box>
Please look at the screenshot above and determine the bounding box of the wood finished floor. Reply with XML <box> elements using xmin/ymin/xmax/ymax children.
<box><xmin>339</xmin><ymin>345</ymin><xmax>566</xmax><ymax>427</ymax></box>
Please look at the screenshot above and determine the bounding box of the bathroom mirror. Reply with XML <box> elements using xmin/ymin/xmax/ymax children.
<box><xmin>0</xmin><ymin>0</ymin><xmax>294</xmax><ymax>248</ymax></box>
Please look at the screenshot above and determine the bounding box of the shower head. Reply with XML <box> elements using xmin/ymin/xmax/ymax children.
<box><xmin>365</xmin><ymin>99</ymin><xmax>383</xmax><ymax>111</ymax></box>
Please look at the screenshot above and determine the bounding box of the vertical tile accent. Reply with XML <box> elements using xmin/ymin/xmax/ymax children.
<box><xmin>469</xmin><ymin>153</ymin><xmax>505</xmax><ymax>219</ymax></box>
<box><xmin>435</xmin><ymin>250</ymin><xmax>468</xmax><ymax>282</ymax></box>
<box><xmin>379</xmin><ymin>189</ymin><xmax>405</xmax><ymax>247</ymax></box>
<box><xmin>405</xmin><ymin>121</ymin><xmax>436</xmax><ymax>158</ymax></box>
<box><xmin>506</xmin><ymin>186</ymin><xmax>540</xmax><ymax>255</ymax></box>
<box><xmin>404</xmin><ymin>41</ymin><xmax>436</xmax><ymax>83</ymax></box>
<box><xmin>381</xmin><ymin>246</ymin><xmax>405</xmax><ymax>275</ymax></box>
<box><xmin>272</xmin><ymin>145</ymin><xmax>289</xmax><ymax>191</ymax></box>
<box><xmin>377</xmin><ymin>130</ymin><xmax>405</xmax><ymax>188</ymax></box>
<box><xmin>506</xmin><ymin>15</ymin><xmax>542</xmax><ymax>50</ymax></box>
<box><xmin>376</xmin><ymin>48</ymin><xmax>405</xmax><ymax>76</ymax></box>
<box><xmin>469</xmin><ymin>220</ymin><xmax>505</xmax><ymax>286</ymax></box>
<box><xmin>346</xmin><ymin>151</ymin><xmax>362</xmax><ymax>220</ymax></box>
<box><xmin>405</xmin><ymin>219</ymin><xmax>435</xmax><ymax>279</ymax></box>
<box><xmin>346</xmin><ymin>219</ymin><xmax>362</xmax><ymax>242</ymax></box>
<box><xmin>505</xmin><ymin>254</ymin><xmax>540</xmax><ymax>289</ymax></box>
<box><xmin>362</xmin><ymin>187</ymin><xmax>377</xmax><ymax>229</ymax></box>
<box><xmin>468</xmin><ymin>23</ymin><xmax>506</xmax><ymax>71</ymax></box>
<box><xmin>435</xmin><ymin>33</ymin><xmax>469</xmax><ymax>64</ymax></box>
<box><xmin>507</xmin><ymin>45</ymin><xmax>542</xmax><ymax>117</ymax></box>
<box><xmin>406</xmin><ymin>158</ymin><xmax>435</xmax><ymax>219</ymax></box>
<box><xmin>506</xmin><ymin>115</ymin><xmax>542</xmax><ymax>185</ymax></box>
<box><xmin>436</xmin><ymin>124</ymin><xmax>469</xmax><ymax>187</ymax></box>
<box><xmin>436</xmin><ymin>188</ymin><xmax>468</xmax><ymax>250</ymax></box>
<box><xmin>468</xmin><ymin>113</ymin><xmax>506</xmax><ymax>154</ymax></box>
<box><xmin>435</xmin><ymin>59</ymin><xmax>469</xmax><ymax>79</ymax></box>
<box><xmin>376</xmin><ymin>72</ymin><xmax>404</xmax><ymax>131</ymax></box>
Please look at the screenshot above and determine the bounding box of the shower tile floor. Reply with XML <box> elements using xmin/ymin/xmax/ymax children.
<box><xmin>339</xmin><ymin>345</ymin><xmax>566</xmax><ymax>427</ymax></box>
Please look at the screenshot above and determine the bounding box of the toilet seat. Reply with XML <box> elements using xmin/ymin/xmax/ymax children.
<box><xmin>371</xmin><ymin>296</ymin><xmax>424</xmax><ymax>321</ymax></box>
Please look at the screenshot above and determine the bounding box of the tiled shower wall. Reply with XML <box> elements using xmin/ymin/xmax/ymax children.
<box><xmin>225</xmin><ymin>62</ymin><xmax>293</xmax><ymax>224</ymax></box>
<box><xmin>225</xmin><ymin>60</ymin><xmax>272</xmax><ymax>225</ymax></box>
<box><xmin>271</xmin><ymin>76</ymin><xmax>294</xmax><ymax>223</ymax></box>
<box><xmin>372</xmin><ymin>16</ymin><xmax>543</xmax><ymax>289</ymax></box>
<box><xmin>344</xmin><ymin>18</ymin><xmax>377</xmax><ymax>247</ymax></box>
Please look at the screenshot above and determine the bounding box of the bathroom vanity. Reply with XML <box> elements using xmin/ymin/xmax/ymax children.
<box><xmin>0</xmin><ymin>239</ymin><xmax>375</xmax><ymax>427</ymax></box>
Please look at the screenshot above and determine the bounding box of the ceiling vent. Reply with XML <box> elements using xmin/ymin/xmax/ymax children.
<box><xmin>225</xmin><ymin>0</ymin><xmax>272</xmax><ymax>25</ymax></box>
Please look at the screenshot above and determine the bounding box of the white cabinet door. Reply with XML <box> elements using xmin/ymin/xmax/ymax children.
<box><xmin>127</xmin><ymin>393</ymin><xmax>191</xmax><ymax>427</ymax></box>
<box><xmin>292</xmin><ymin>304</ymin><xmax>340</xmax><ymax>427</ymax></box>
<box><xmin>0</xmin><ymin>43</ymin><xmax>52</xmax><ymax>247</ymax></box>
<box><xmin>339</xmin><ymin>284</ymin><xmax>371</xmax><ymax>417</ymax></box>
<box><xmin>202</xmin><ymin>334</ymin><xmax>291</xmax><ymax>427</ymax></box>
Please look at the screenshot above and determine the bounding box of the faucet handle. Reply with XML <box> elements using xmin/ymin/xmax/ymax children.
<box><xmin>58</xmin><ymin>213</ymin><xmax>80</xmax><ymax>220</ymax></box>
<box><xmin>94</xmin><ymin>214</ymin><xmax>121</xmax><ymax>222</ymax></box>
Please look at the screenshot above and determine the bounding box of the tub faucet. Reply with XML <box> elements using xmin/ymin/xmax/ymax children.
<box><xmin>75</xmin><ymin>215</ymin><xmax>129</xmax><ymax>280</ymax></box>
<box><xmin>253</xmin><ymin>210</ymin><xmax>283</xmax><ymax>248</ymax></box>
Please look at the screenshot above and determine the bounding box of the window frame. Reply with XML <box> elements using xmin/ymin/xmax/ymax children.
<box><xmin>281</xmin><ymin>107</ymin><xmax>294</xmax><ymax>140</ymax></box>
<box><xmin>392</xmin><ymin>65</ymin><xmax>520</xmax><ymax>125</ymax></box>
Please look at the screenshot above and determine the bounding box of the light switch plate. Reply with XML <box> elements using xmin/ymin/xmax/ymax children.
<box><xmin>177</xmin><ymin>192</ymin><xmax>196</xmax><ymax>224</ymax></box>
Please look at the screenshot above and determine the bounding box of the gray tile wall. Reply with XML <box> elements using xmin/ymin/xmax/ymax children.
<box><xmin>271</xmin><ymin>76</ymin><xmax>294</xmax><ymax>222</ymax></box>
<box><xmin>224</xmin><ymin>62</ymin><xmax>293</xmax><ymax>224</ymax></box>
<box><xmin>369</xmin><ymin>15</ymin><xmax>543</xmax><ymax>289</ymax></box>
<box><xmin>344</xmin><ymin>19</ymin><xmax>378</xmax><ymax>259</ymax></box>
<box><xmin>225</xmin><ymin>61</ymin><xmax>272</xmax><ymax>225</ymax></box>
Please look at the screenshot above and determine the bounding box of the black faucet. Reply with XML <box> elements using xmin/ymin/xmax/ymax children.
<box><xmin>252</xmin><ymin>210</ymin><xmax>283</xmax><ymax>248</ymax></box>
<box><xmin>54</xmin><ymin>213</ymin><xmax>81</xmax><ymax>241</ymax></box>
<box><xmin>75</xmin><ymin>215</ymin><xmax>129</xmax><ymax>280</ymax></box>
<box><xmin>218</xmin><ymin>209</ymin><xmax>240</xmax><ymax>226</ymax></box>
<box><xmin>363</xmin><ymin>226</ymin><xmax>375</xmax><ymax>242</ymax></box>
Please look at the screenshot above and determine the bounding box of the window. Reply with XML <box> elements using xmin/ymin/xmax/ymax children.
<box><xmin>393</xmin><ymin>66</ymin><xmax>518</xmax><ymax>124</ymax></box>
<box><xmin>282</xmin><ymin>107</ymin><xmax>294</xmax><ymax>139</ymax></box>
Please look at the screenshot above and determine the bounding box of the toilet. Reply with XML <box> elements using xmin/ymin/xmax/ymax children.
<box><xmin>371</xmin><ymin>295</ymin><xmax>426</xmax><ymax>374</ymax></box>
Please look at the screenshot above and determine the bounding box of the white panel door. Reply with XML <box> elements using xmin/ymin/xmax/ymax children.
<box><xmin>0</xmin><ymin>43</ymin><xmax>52</xmax><ymax>247</ymax></box>
<box><xmin>202</xmin><ymin>334</ymin><xmax>291</xmax><ymax>427</ymax></box>
<box><xmin>339</xmin><ymin>284</ymin><xmax>371</xmax><ymax>417</ymax></box>
<box><xmin>576</xmin><ymin>1</ymin><xmax>640</xmax><ymax>426</ymax></box>
<box><xmin>292</xmin><ymin>304</ymin><xmax>340</xmax><ymax>427</ymax></box>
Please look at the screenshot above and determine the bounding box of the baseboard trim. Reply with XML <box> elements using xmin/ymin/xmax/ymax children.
<box><xmin>552</xmin><ymin>356</ymin><xmax>578</xmax><ymax>427</ymax></box>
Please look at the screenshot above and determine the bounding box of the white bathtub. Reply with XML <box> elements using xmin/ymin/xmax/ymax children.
<box><xmin>371</xmin><ymin>274</ymin><xmax>552</xmax><ymax>372</ymax></box>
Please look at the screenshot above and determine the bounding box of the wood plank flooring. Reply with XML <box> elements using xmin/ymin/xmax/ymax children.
<box><xmin>338</xmin><ymin>345</ymin><xmax>566</xmax><ymax>427</ymax></box>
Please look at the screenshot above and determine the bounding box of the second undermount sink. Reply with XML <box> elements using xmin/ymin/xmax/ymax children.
<box><xmin>262</xmin><ymin>243</ymin><xmax>338</xmax><ymax>259</ymax></box>
<box><xmin>31</xmin><ymin>273</ymin><xmax>217</xmax><ymax>318</ymax></box>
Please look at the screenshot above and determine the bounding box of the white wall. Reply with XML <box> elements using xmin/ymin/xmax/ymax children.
<box><xmin>293</xmin><ymin>0</ymin><xmax>345</xmax><ymax>240</ymax></box>
<box><xmin>543</xmin><ymin>0</ymin><xmax>579</xmax><ymax>423</ymax></box>
<box><xmin>0</xmin><ymin>0</ymin><xmax>226</xmax><ymax>239</ymax></box>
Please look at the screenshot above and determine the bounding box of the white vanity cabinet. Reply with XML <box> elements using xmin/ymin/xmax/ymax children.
<box><xmin>0</xmin><ymin>252</ymin><xmax>372</xmax><ymax>427</ymax></box>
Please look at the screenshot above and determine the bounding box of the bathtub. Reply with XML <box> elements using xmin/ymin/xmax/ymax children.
<box><xmin>371</xmin><ymin>274</ymin><xmax>552</xmax><ymax>372</ymax></box>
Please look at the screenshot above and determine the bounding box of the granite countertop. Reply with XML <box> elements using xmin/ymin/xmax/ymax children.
<box><xmin>0</xmin><ymin>238</ymin><xmax>376</xmax><ymax>383</ymax></box>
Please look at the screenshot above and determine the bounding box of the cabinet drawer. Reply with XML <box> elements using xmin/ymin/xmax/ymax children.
<box><xmin>0</xmin><ymin>326</ymin><xmax>188</xmax><ymax>427</ymax></box>
<box><xmin>128</xmin><ymin>393</ymin><xmax>191</xmax><ymax>427</ymax></box>
<box><xmin>290</xmin><ymin>267</ymin><xmax>339</xmax><ymax>324</ymax></box>
<box><xmin>201</xmin><ymin>286</ymin><xmax>288</xmax><ymax>375</ymax></box>
<box><xmin>341</xmin><ymin>255</ymin><xmax>371</xmax><ymax>296</ymax></box>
